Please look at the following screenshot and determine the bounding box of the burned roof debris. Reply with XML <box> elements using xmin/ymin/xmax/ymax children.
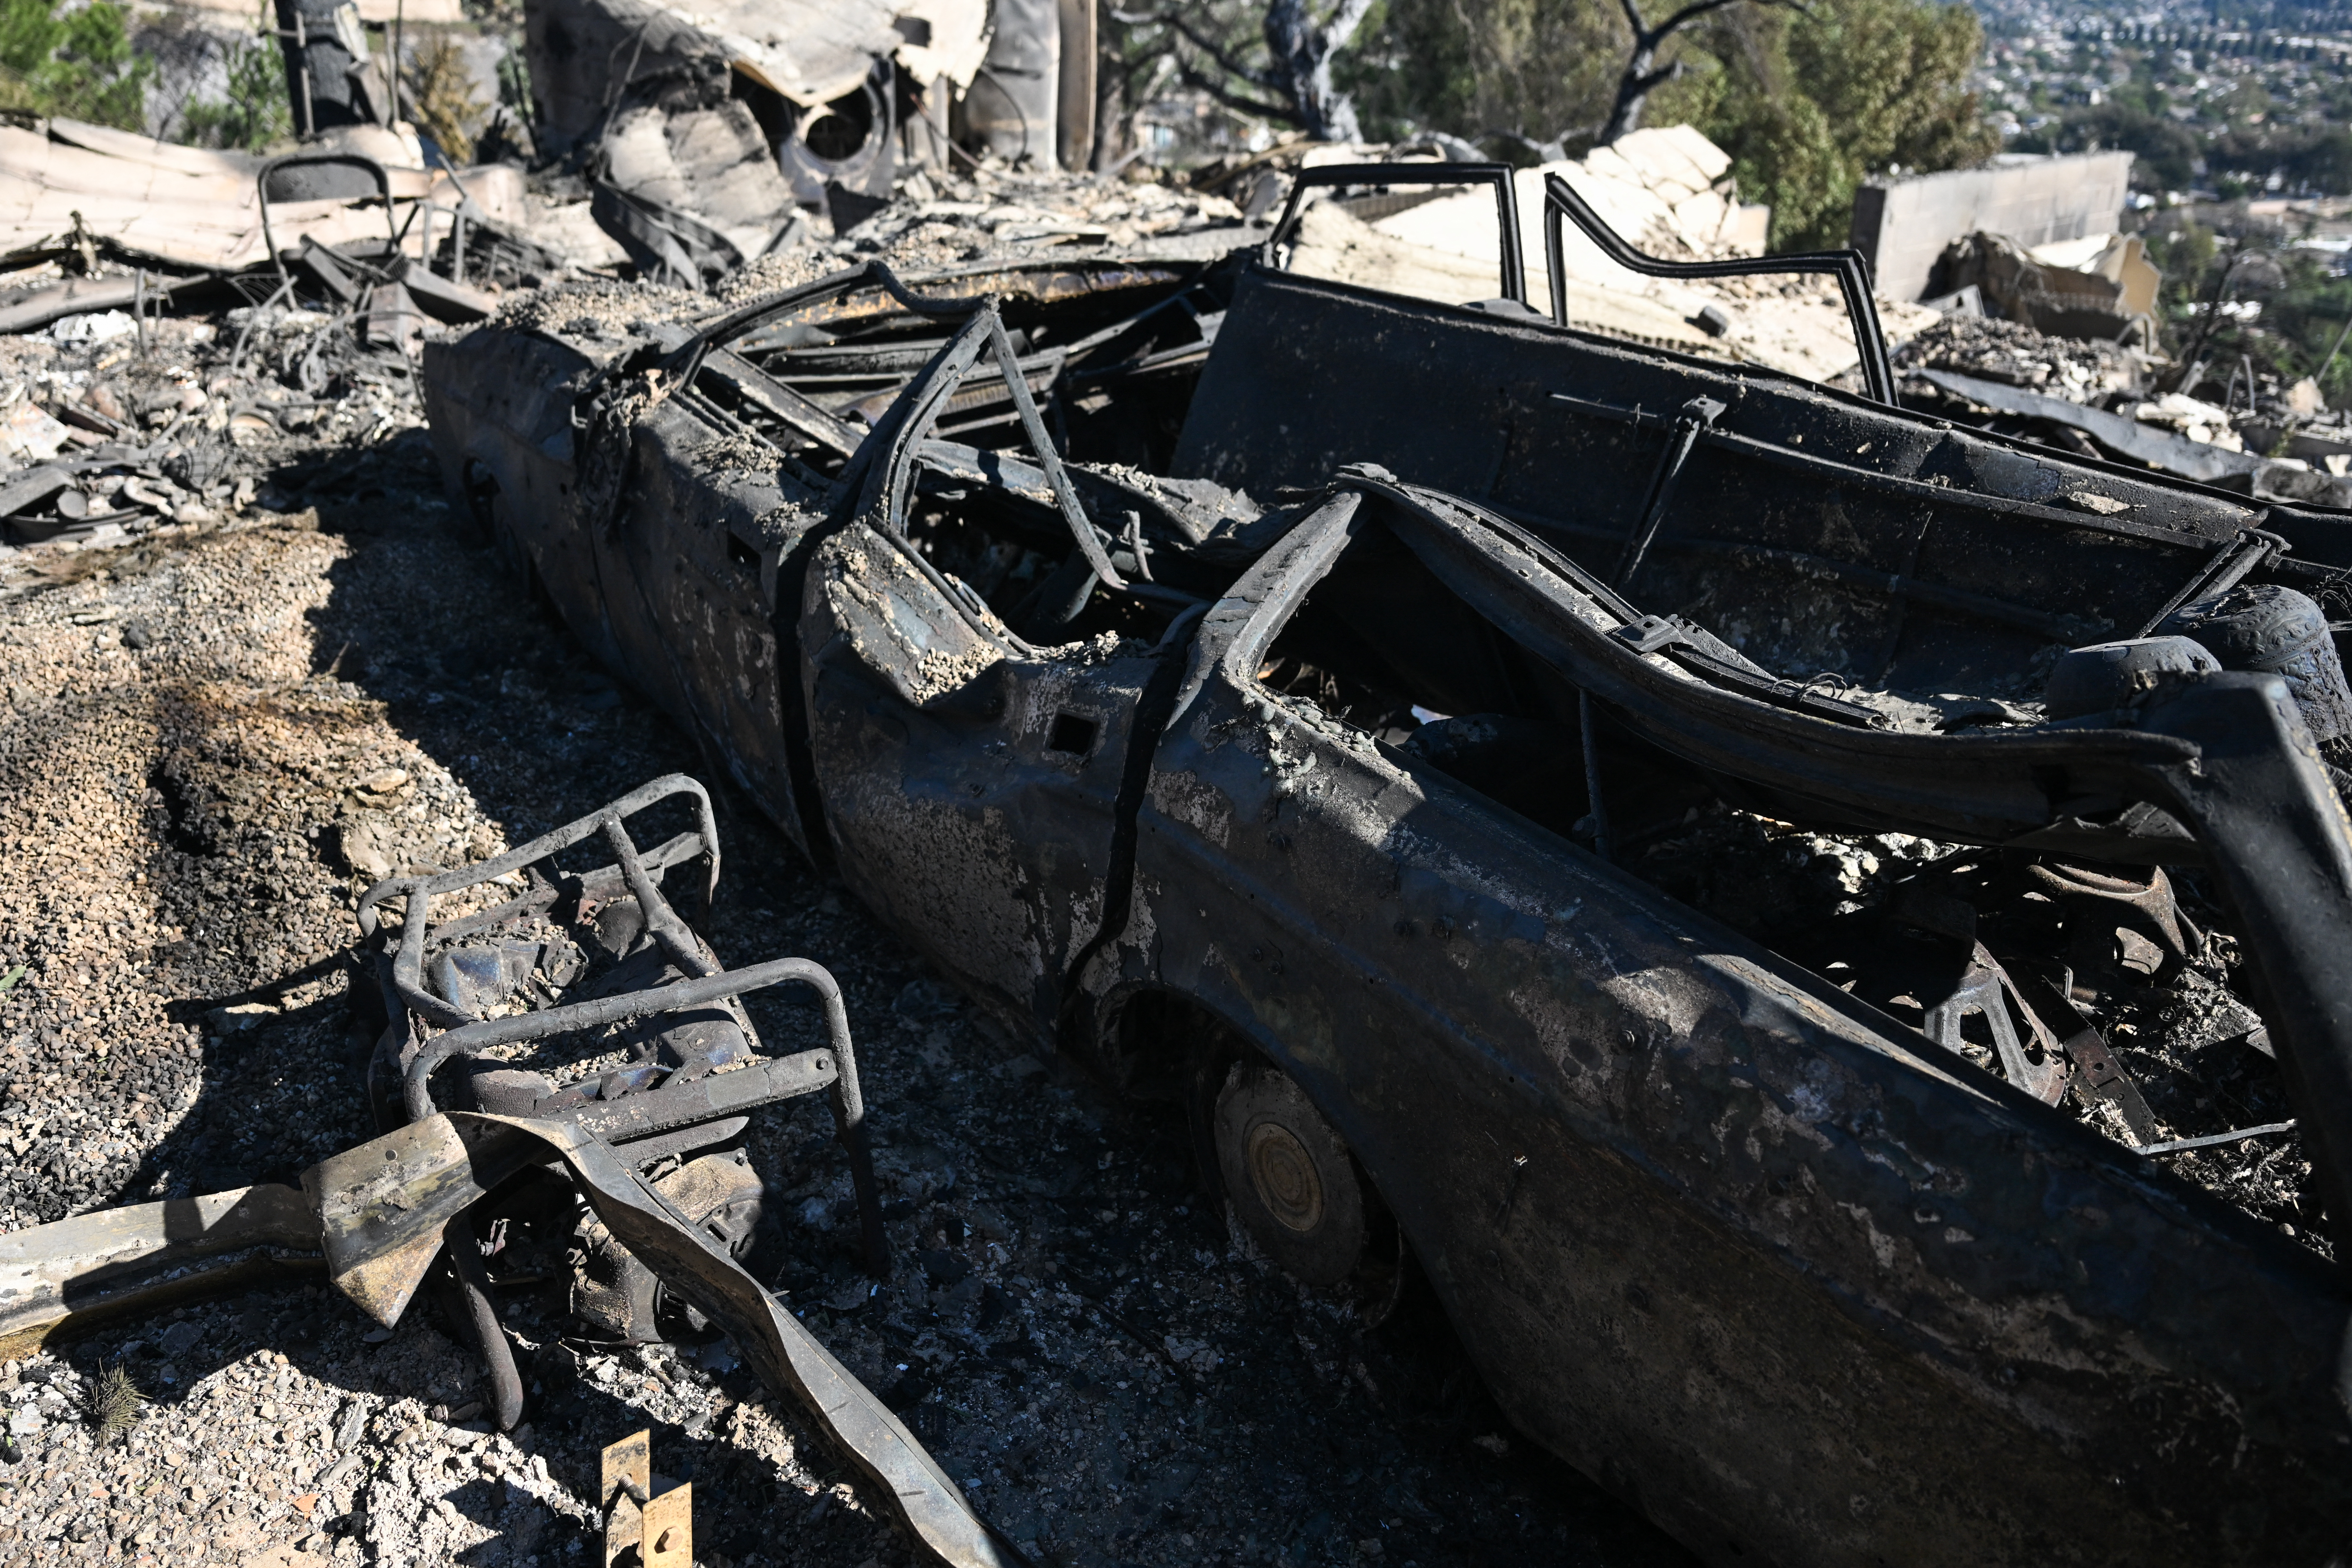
<box><xmin>0</xmin><ymin>6</ymin><xmax>2350</xmax><ymax>1555</ymax></box>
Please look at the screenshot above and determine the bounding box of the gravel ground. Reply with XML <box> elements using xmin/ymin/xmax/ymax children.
<box><xmin>0</xmin><ymin>419</ymin><xmax>1692</xmax><ymax>1566</ymax></box>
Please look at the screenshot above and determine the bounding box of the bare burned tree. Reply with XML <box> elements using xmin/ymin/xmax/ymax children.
<box><xmin>1600</xmin><ymin>0</ymin><xmax>1801</xmax><ymax>144</ymax></box>
<box><xmin>1112</xmin><ymin>0</ymin><xmax>1378</xmax><ymax>142</ymax></box>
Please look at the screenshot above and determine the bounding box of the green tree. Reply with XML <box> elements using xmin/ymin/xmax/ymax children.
<box><xmin>1341</xmin><ymin>0</ymin><xmax>1993</xmax><ymax>251</ymax></box>
<box><xmin>1600</xmin><ymin>0</ymin><xmax>1804</xmax><ymax>144</ymax></box>
<box><xmin>1698</xmin><ymin>0</ymin><xmax>1997</xmax><ymax>248</ymax></box>
<box><xmin>178</xmin><ymin>35</ymin><xmax>291</xmax><ymax>151</ymax></box>
<box><xmin>1111</xmin><ymin>0</ymin><xmax>1383</xmax><ymax>141</ymax></box>
<box><xmin>1341</xmin><ymin>0</ymin><xmax>1660</xmax><ymax>148</ymax></box>
<box><xmin>2014</xmin><ymin>104</ymin><xmax>2199</xmax><ymax>190</ymax></box>
<box><xmin>0</xmin><ymin>0</ymin><xmax>153</xmax><ymax>129</ymax></box>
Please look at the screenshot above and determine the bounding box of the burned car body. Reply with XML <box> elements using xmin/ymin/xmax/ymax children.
<box><xmin>422</xmin><ymin>186</ymin><xmax>2352</xmax><ymax>1565</ymax></box>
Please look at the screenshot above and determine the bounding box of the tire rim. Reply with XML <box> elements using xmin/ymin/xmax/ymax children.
<box><xmin>1245</xmin><ymin>1120</ymin><xmax>1325</xmax><ymax>1232</ymax></box>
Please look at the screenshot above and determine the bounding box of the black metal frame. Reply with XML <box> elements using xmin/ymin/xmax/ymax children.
<box><xmin>1266</xmin><ymin>161</ymin><xmax>1528</xmax><ymax>307</ymax></box>
<box><xmin>357</xmin><ymin>775</ymin><xmax>884</xmax><ymax>1250</ymax></box>
<box><xmin>357</xmin><ymin>774</ymin><xmax>721</xmax><ymax>1024</ymax></box>
<box><xmin>1540</xmin><ymin>171</ymin><xmax>1896</xmax><ymax>406</ymax></box>
<box><xmin>353</xmin><ymin>775</ymin><xmax>897</xmax><ymax>1429</ymax></box>
<box><xmin>257</xmin><ymin>151</ymin><xmax>398</xmax><ymax>291</ymax></box>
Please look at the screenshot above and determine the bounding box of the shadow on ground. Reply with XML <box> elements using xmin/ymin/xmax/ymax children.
<box><xmin>23</xmin><ymin>425</ymin><xmax>1697</xmax><ymax>1568</ymax></box>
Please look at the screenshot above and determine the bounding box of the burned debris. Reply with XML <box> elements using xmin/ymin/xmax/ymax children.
<box><xmin>3</xmin><ymin>0</ymin><xmax>2352</xmax><ymax>1546</ymax></box>
<box><xmin>1</xmin><ymin>777</ymin><xmax>1019</xmax><ymax>1564</ymax></box>
<box><xmin>406</xmin><ymin>148</ymin><xmax>2352</xmax><ymax>1561</ymax></box>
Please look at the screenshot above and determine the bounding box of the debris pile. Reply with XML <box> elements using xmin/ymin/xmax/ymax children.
<box><xmin>1930</xmin><ymin>228</ymin><xmax>2160</xmax><ymax>345</ymax></box>
<box><xmin>1894</xmin><ymin>312</ymin><xmax>2352</xmax><ymax>503</ymax></box>
<box><xmin>1895</xmin><ymin>312</ymin><xmax>2148</xmax><ymax>401</ymax></box>
<box><xmin>1281</xmin><ymin>125</ymin><xmax>1941</xmax><ymax>384</ymax></box>
<box><xmin>1634</xmin><ymin>801</ymin><xmax>2314</xmax><ymax>1240</ymax></box>
<box><xmin>0</xmin><ymin>285</ymin><xmax>430</xmax><ymax>557</ymax></box>
<box><xmin>713</xmin><ymin>163</ymin><xmax>1253</xmax><ymax>286</ymax></box>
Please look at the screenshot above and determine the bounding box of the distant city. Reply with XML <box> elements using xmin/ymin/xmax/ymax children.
<box><xmin>1968</xmin><ymin>0</ymin><xmax>2352</xmax><ymax>196</ymax></box>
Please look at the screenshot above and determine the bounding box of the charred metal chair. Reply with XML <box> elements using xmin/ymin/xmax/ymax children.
<box><xmin>257</xmin><ymin>150</ymin><xmax>399</xmax><ymax>294</ymax></box>
<box><xmin>353</xmin><ymin>774</ymin><xmax>888</xmax><ymax>1429</ymax></box>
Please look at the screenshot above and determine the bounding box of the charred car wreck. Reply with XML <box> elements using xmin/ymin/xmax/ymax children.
<box><xmin>402</xmin><ymin>168</ymin><xmax>2352</xmax><ymax>1564</ymax></box>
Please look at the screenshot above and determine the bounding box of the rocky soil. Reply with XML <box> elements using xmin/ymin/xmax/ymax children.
<box><xmin>0</xmin><ymin>409</ymin><xmax>1690</xmax><ymax>1566</ymax></box>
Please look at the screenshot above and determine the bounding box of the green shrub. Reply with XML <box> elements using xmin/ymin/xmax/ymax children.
<box><xmin>0</xmin><ymin>0</ymin><xmax>153</xmax><ymax>130</ymax></box>
<box><xmin>180</xmin><ymin>34</ymin><xmax>291</xmax><ymax>151</ymax></box>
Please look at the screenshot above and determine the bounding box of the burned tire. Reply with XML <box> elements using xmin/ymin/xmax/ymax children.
<box><xmin>1213</xmin><ymin>1058</ymin><xmax>1369</xmax><ymax>1286</ymax></box>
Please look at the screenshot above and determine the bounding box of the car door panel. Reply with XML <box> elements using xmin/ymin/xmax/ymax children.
<box><xmin>801</xmin><ymin>518</ymin><xmax>1154</xmax><ymax>1038</ymax></box>
<box><xmin>1119</xmin><ymin>492</ymin><xmax>2352</xmax><ymax>1568</ymax></box>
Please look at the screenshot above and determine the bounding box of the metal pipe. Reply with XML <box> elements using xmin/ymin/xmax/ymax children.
<box><xmin>294</xmin><ymin>13</ymin><xmax>314</xmax><ymax>137</ymax></box>
<box><xmin>359</xmin><ymin>773</ymin><xmax>717</xmax><ymax>936</ymax></box>
<box><xmin>1543</xmin><ymin>172</ymin><xmax>1897</xmax><ymax>407</ymax></box>
<box><xmin>402</xmin><ymin>957</ymin><xmax>848</xmax><ymax>1117</ymax></box>
<box><xmin>440</xmin><ymin>1216</ymin><xmax>524</xmax><ymax>1430</ymax></box>
<box><xmin>1579</xmin><ymin>689</ymin><xmax>1612</xmax><ymax>863</ymax></box>
<box><xmin>601</xmin><ymin>815</ymin><xmax>717</xmax><ymax>980</ymax></box>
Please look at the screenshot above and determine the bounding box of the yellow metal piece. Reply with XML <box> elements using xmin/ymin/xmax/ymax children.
<box><xmin>643</xmin><ymin>1481</ymin><xmax>693</xmax><ymax>1568</ymax></box>
<box><xmin>308</xmin><ymin>1114</ymin><xmax>536</xmax><ymax>1328</ymax></box>
<box><xmin>601</xmin><ymin>1429</ymin><xmax>650</xmax><ymax>1568</ymax></box>
<box><xmin>0</xmin><ymin>1184</ymin><xmax>322</xmax><ymax>1358</ymax></box>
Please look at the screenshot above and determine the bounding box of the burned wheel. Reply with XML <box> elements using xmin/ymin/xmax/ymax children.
<box><xmin>1213</xmin><ymin>1058</ymin><xmax>1370</xmax><ymax>1286</ymax></box>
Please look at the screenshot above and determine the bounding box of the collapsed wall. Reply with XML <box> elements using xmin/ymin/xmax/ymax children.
<box><xmin>1850</xmin><ymin>150</ymin><xmax>2136</xmax><ymax>304</ymax></box>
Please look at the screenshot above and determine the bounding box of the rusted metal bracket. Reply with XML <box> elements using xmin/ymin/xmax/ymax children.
<box><xmin>1919</xmin><ymin>943</ymin><xmax>2071</xmax><ymax>1106</ymax></box>
<box><xmin>602</xmin><ymin>1428</ymin><xmax>691</xmax><ymax>1568</ymax></box>
<box><xmin>602</xmin><ymin>1429</ymin><xmax>652</xmax><ymax>1566</ymax></box>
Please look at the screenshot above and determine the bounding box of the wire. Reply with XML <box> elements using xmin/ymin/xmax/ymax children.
<box><xmin>970</xmin><ymin>63</ymin><xmax>1033</xmax><ymax>165</ymax></box>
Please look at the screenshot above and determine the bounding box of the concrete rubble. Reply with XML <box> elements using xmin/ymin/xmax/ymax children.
<box><xmin>1280</xmin><ymin>125</ymin><xmax>1944</xmax><ymax>385</ymax></box>
<box><xmin>1928</xmin><ymin>227</ymin><xmax>2161</xmax><ymax>343</ymax></box>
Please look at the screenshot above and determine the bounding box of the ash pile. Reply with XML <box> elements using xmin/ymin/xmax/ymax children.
<box><xmin>1884</xmin><ymin>226</ymin><xmax>2352</xmax><ymax>507</ymax></box>
<box><xmin>0</xmin><ymin>0</ymin><xmax>1258</xmax><ymax>573</ymax></box>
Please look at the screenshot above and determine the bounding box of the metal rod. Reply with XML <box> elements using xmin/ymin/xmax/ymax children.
<box><xmin>358</xmin><ymin>773</ymin><xmax>717</xmax><ymax>937</ymax></box>
<box><xmin>1579</xmin><ymin>688</ymin><xmax>1612</xmax><ymax>863</ymax></box>
<box><xmin>402</xmin><ymin>956</ymin><xmax>858</xmax><ymax>1120</ymax></box>
<box><xmin>601</xmin><ymin>815</ymin><xmax>717</xmax><ymax>981</ymax></box>
<box><xmin>294</xmin><ymin>12</ymin><xmax>314</xmax><ymax>137</ymax></box>
<box><xmin>2134</xmin><ymin>1120</ymin><xmax>2297</xmax><ymax>1157</ymax></box>
<box><xmin>1543</xmin><ymin>172</ymin><xmax>1896</xmax><ymax>407</ymax></box>
<box><xmin>2317</xmin><ymin>311</ymin><xmax>2352</xmax><ymax>397</ymax></box>
<box><xmin>1613</xmin><ymin>398</ymin><xmax>1722</xmax><ymax>591</ymax></box>
<box><xmin>393</xmin><ymin>0</ymin><xmax>405</xmax><ymax>131</ymax></box>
